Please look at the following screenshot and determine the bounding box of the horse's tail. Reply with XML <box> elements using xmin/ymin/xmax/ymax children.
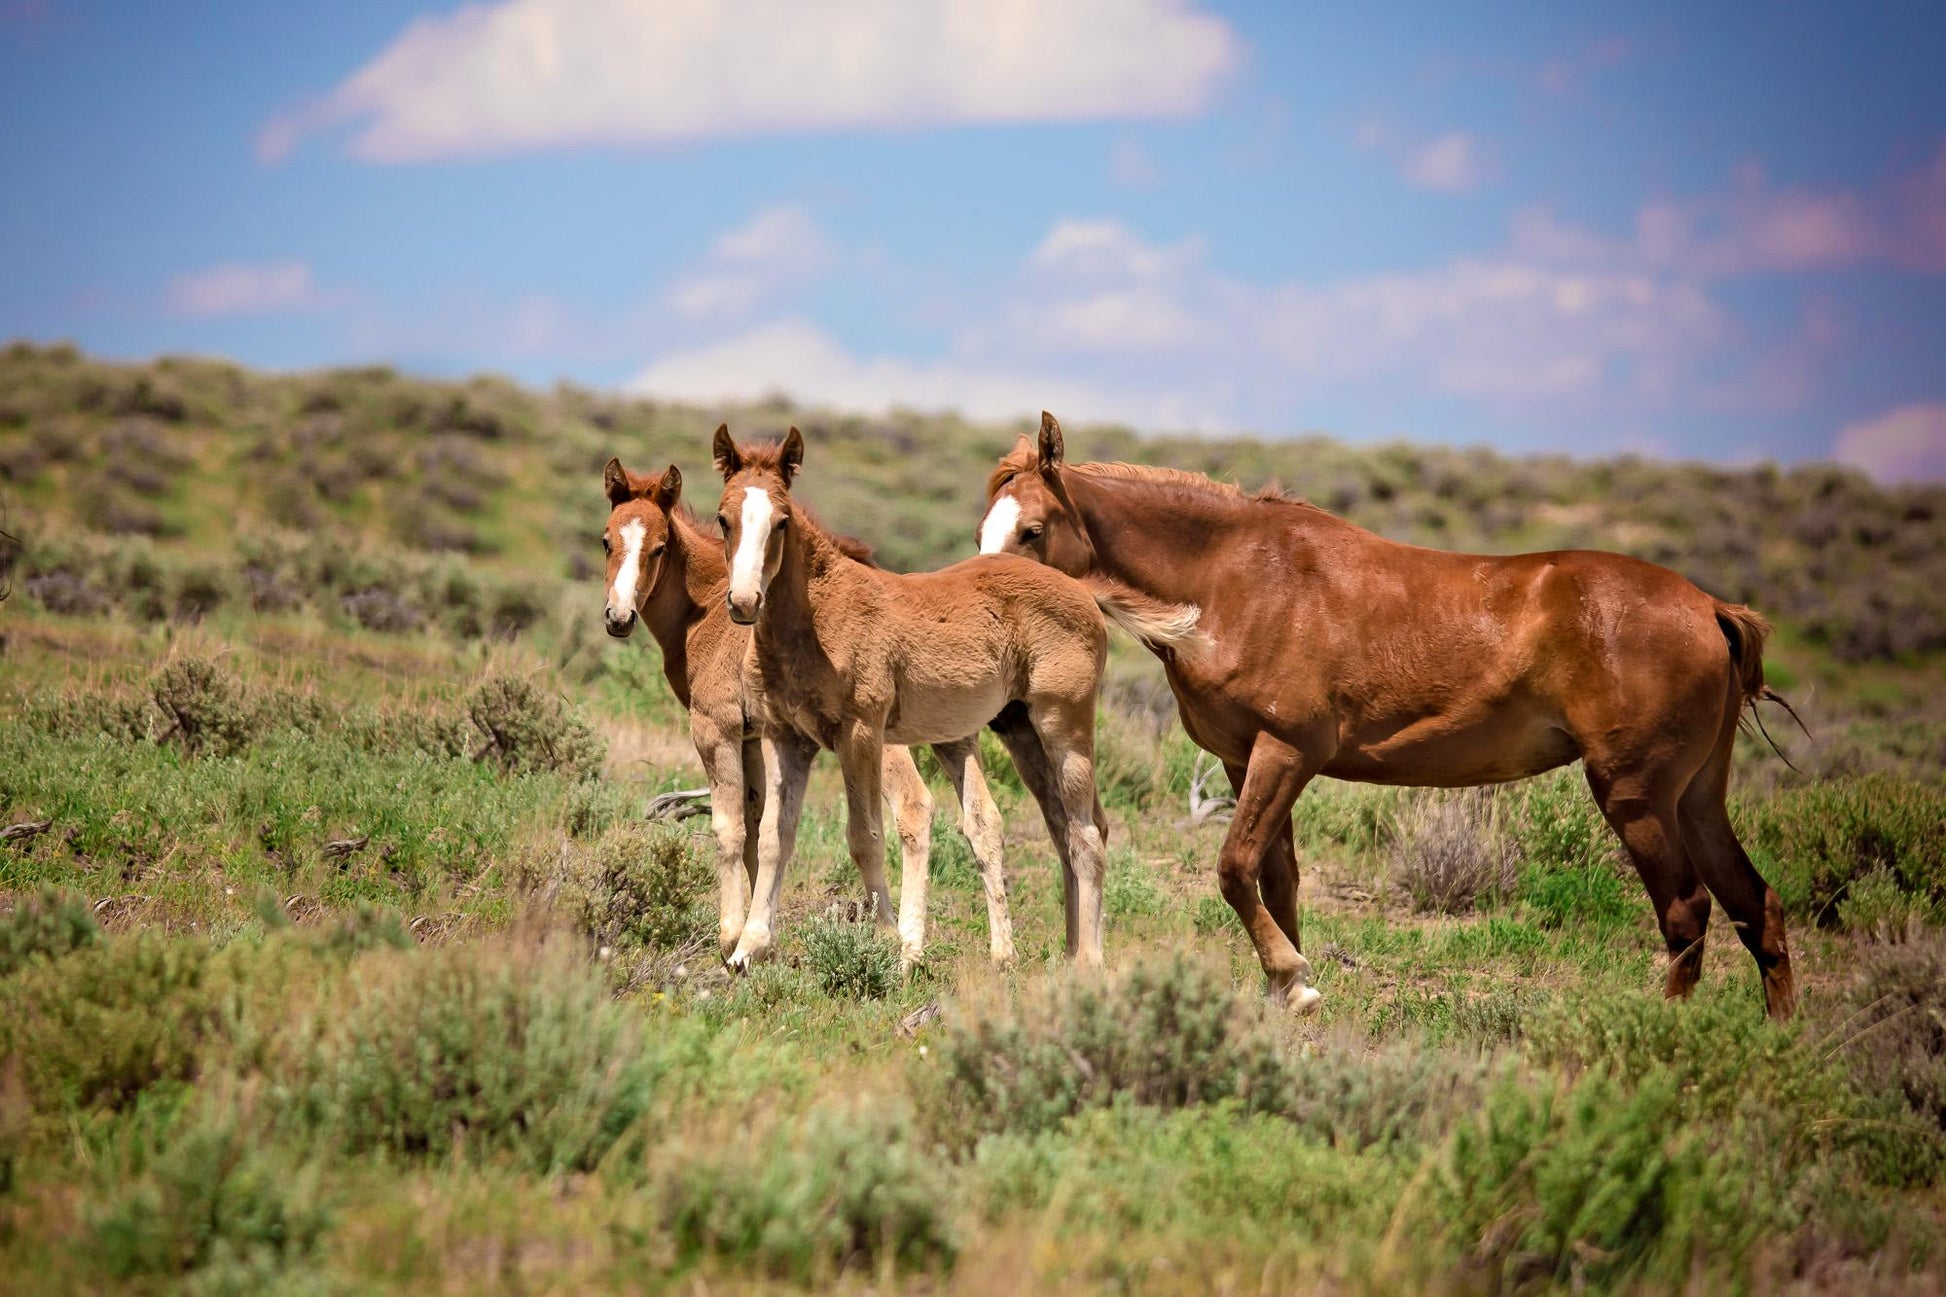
<box><xmin>1083</xmin><ymin>575</ymin><xmax>1210</xmax><ymax>654</ymax></box>
<box><xmin>1714</xmin><ymin>598</ymin><xmax>1811</xmax><ymax>761</ymax></box>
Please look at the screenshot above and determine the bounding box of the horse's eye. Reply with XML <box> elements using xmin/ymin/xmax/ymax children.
<box><xmin>774</xmin><ymin>516</ymin><xmax>789</xmax><ymax>530</ymax></box>
<box><xmin>716</xmin><ymin>514</ymin><xmax>729</xmax><ymax>532</ymax></box>
<box><xmin>601</xmin><ymin>535</ymin><xmax>612</xmax><ymax>555</ymax></box>
<box><xmin>1022</xmin><ymin>523</ymin><xmax>1044</xmax><ymax>540</ymax></box>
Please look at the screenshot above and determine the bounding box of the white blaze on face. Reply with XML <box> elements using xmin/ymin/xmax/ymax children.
<box><xmin>609</xmin><ymin>519</ymin><xmax>647</xmax><ymax>615</ymax></box>
<box><xmin>978</xmin><ymin>494</ymin><xmax>1020</xmax><ymax>555</ymax></box>
<box><xmin>728</xmin><ymin>487</ymin><xmax>774</xmax><ymax>605</ymax></box>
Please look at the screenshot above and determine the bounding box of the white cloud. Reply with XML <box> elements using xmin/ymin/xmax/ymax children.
<box><xmin>664</xmin><ymin>204</ymin><xmax>832</xmax><ymax>321</ymax></box>
<box><xmin>261</xmin><ymin>0</ymin><xmax>1239</xmax><ymax>163</ymax></box>
<box><xmin>628</xmin><ymin>215</ymin><xmax>1739</xmax><ymax>435</ymax></box>
<box><xmin>1516</xmin><ymin>142</ymin><xmax>1946</xmax><ymax>279</ymax></box>
<box><xmin>1402</xmin><ymin>132</ymin><xmax>1488</xmax><ymax>193</ymax></box>
<box><xmin>1832</xmin><ymin>403</ymin><xmax>1946</xmax><ymax>482</ymax></box>
<box><xmin>167</xmin><ymin>261</ymin><xmax>318</xmax><ymax>317</ymax></box>
<box><xmin>628</xmin><ymin>318</ymin><xmax>1136</xmax><ymax>424</ymax></box>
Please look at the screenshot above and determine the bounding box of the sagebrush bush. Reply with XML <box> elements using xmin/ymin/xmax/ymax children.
<box><xmin>0</xmin><ymin>885</ymin><xmax>99</xmax><ymax>976</ymax></box>
<box><xmin>662</xmin><ymin>1112</ymin><xmax>957</xmax><ymax>1280</ymax></box>
<box><xmin>574</xmin><ymin>822</ymin><xmax>713</xmax><ymax>953</ymax></box>
<box><xmin>1389</xmin><ymin>792</ymin><xmax>1517</xmax><ymax>915</ymax></box>
<box><xmin>800</xmin><ymin>916</ymin><xmax>900</xmax><ymax>1000</ymax></box>
<box><xmin>1429</xmin><ymin>1069</ymin><xmax>1783</xmax><ymax>1290</ymax></box>
<box><xmin>150</xmin><ymin>654</ymin><xmax>258</xmax><ymax>757</ymax></box>
<box><xmin>88</xmin><ymin>1108</ymin><xmax>330</xmax><ymax>1286</ymax></box>
<box><xmin>1737</xmin><ymin>776</ymin><xmax>1946</xmax><ymax>926</ymax></box>
<box><xmin>0</xmin><ymin>934</ymin><xmax>217</xmax><ymax>1114</ymax></box>
<box><xmin>465</xmin><ymin>673</ymin><xmax>605</xmax><ymax>778</ymax></box>
<box><xmin>925</xmin><ymin>956</ymin><xmax>1293</xmax><ymax>1144</ymax></box>
<box><xmin>1833</xmin><ymin>933</ymin><xmax>1946</xmax><ymax>1131</ymax></box>
<box><xmin>279</xmin><ymin>939</ymin><xmax>654</xmax><ymax>1172</ymax></box>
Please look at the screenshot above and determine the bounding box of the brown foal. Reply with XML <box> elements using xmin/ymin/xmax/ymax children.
<box><xmin>980</xmin><ymin>413</ymin><xmax>1797</xmax><ymax>1019</ymax></box>
<box><xmin>713</xmin><ymin>425</ymin><xmax>1204</xmax><ymax>972</ymax></box>
<box><xmin>600</xmin><ymin>457</ymin><xmax>1009</xmax><ymax>968</ymax></box>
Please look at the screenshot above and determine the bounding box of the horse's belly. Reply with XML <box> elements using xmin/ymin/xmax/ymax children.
<box><xmin>1325</xmin><ymin>710</ymin><xmax>1579</xmax><ymax>787</ymax></box>
<box><xmin>884</xmin><ymin>681</ymin><xmax>1012</xmax><ymax>746</ymax></box>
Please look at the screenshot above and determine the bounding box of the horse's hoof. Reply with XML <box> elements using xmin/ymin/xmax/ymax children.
<box><xmin>1289</xmin><ymin>984</ymin><xmax>1323</xmax><ymax>1015</ymax></box>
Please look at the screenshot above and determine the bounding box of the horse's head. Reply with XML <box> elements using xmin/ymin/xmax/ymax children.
<box><xmin>712</xmin><ymin>423</ymin><xmax>803</xmax><ymax>626</ymax></box>
<box><xmin>599</xmin><ymin>457</ymin><xmax>682</xmax><ymax>638</ymax></box>
<box><xmin>978</xmin><ymin>411</ymin><xmax>1095</xmax><ymax>576</ymax></box>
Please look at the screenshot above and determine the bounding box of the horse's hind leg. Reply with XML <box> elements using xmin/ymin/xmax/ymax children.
<box><xmin>933</xmin><ymin>735</ymin><xmax>1014</xmax><ymax>965</ymax></box>
<box><xmin>1026</xmin><ymin>697</ymin><xmax>1110</xmax><ymax>969</ymax></box>
<box><xmin>1679</xmin><ymin>707</ymin><xmax>1797</xmax><ymax>1020</ymax></box>
<box><xmin>1583</xmin><ymin>762</ymin><xmax>1712</xmax><ymax>1001</ymax></box>
<box><xmin>989</xmin><ymin>702</ymin><xmax>1101</xmax><ymax>957</ymax></box>
<box><xmin>1228</xmin><ymin>762</ymin><xmax>1301</xmax><ymax>952</ymax></box>
<box><xmin>881</xmin><ymin>745</ymin><xmax>934</xmax><ymax>968</ymax></box>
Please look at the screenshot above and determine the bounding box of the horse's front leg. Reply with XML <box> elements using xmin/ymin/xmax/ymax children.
<box><xmin>691</xmin><ymin>716</ymin><xmax>749</xmax><ymax>959</ymax></box>
<box><xmin>881</xmin><ymin>745</ymin><xmax>934</xmax><ymax>969</ymax></box>
<box><xmin>836</xmin><ymin>717</ymin><xmax>896</xmax><ymax>933</ymax></box>
<box><xmin>1219</xmin><ymin>732</ymin><xmax>1324</xmax><ymax>1013</ymax></box>
<box><xmin>727</xmin><ymin>730</ymin><xmax>813</xmax><ymax>971</ymax></box>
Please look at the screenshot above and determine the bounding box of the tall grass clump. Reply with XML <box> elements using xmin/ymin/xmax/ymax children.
<box><xmin>278</xmin><ymin>938</ymin><xmax>654</xmax><ymax>1172</ymax></box>
<box><xmin>0</xmin><ymin>885</ymin><xmax>99</xmax><ymax>976</ymax></box>
<box><xmin>571</xmin><ymin>821</ymin><xmax>713</xmax><ymax>954</ymax></box>
<box><xmin>924</xmin><ymin>956</ymin><xmax>1292</xmax><ymax>1145</ymax></box>
<box><xmin>86</xmin><ymin>1106</ymin><xmax>330</xmax><ymax>1289</ymax></box>
<box><xmin>662</xmin><ymin>1112</ymin><xmax>957</xmax><ymax>1281</ymax></box>
<box><xmin>1736</xmin><ymin>776</ymin><xmax>1946</xmax><ymax>926</ymax></box>
<box><xmin>464</xmin><ymin>672</ymin><xmax>605</xmax><ymax>778</ymax></box>
<box><xmin>800</xmin><ymin>916</ymin><xmax>900</xmax><ymax>1000</ymax></box>
<box><xmin>1388</xmin><ymin>791</ymin><xmax>1517</xmax><ymax>914</ymax></box>
<box><xmin>1832</xmin><ymin>933</ymin><xmax>1946</xmax><ymax>1131</ymax></box>
<box><xmin>0</xmin><ymin>934</ymin><xmax>218</xmax><ymax>1115</ymax></box>
<box><xmin>149</xmin><ymin>653</ymin><xmax>259</xmax><ymax>757</ymax></box>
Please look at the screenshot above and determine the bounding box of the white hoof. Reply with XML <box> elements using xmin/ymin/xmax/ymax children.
<box><xmin>1289</xmin><ymin>983</ymin><xmax>1323</xmax><ymax>1015</ymax></box>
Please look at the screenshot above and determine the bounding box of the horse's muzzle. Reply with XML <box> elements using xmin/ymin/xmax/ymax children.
<box><xmin>604</xmin><ymin>608</ymin><xmax>637</xmax><ymax>638</ymax></box>
<box><xmin>726</xmin><ymin>592</ymin><xmax>762</xmax><ymax>625</ymax></box>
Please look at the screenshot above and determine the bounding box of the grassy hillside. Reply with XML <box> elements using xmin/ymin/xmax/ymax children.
<box><xmin>1</xmin><ymin>344</ymin><xmax>1944</xmax><ymax>1293</ymax></box>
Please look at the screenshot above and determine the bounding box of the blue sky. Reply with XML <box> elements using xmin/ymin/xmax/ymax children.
<box><xmin>3</xmin><ymin>1</ymin><xmax>1944</xmax><ymax>478</ymax></box>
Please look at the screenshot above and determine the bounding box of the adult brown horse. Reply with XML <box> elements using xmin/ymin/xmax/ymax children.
<box><xmin>600</xmin><ymin>458</ymin><xmax>1012</xmax><ymax>968</ymax></box>
<box><xmin>979</xmin><ymin>414</ymin><xmax>1797</xmax><ymax>1019</ymax></box>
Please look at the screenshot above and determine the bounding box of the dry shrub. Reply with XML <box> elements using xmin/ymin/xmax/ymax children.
<box><xmin>150</xmin><ymin>654</ymin><xmax>258</xmax><ymax>757</ymax></box>
<box><xmin>925</xmin><ymin>956</ymin><xmax>1292</xmax><ymax>1146</ymax></box>
<box><xmin>276</xmin><ymin>937</ymin><xmax>655</xmax><ymax>1172</ymax></box>
<box><xmin>1390</xmin><ymin>791</ymin><xmax>1518</xmax><ymax>914</ymax></box>
<box><xmin>465</xmin><ymin>672</ymin><xmax>605</xmax><ymax>778</ymax></box>
<box><xmin>1834</xmin><ymin>933</ymin><xmax>1946</xmax><ymax>1130</ymax></box>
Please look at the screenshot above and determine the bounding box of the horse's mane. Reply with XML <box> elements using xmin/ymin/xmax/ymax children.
<box><xmin>986</xmin><ymin>436</ymin><xmax>1317</xmax><ymax>513</ymax></box>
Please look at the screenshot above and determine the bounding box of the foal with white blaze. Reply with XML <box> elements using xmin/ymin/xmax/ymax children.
<box><xmin>599</xmin><ymin>456</ymin><xmax>1007</xmax><ymax>967</ymax></box>
<box><xmin>715</xmin><ymin>425</ymin><xmax>1204</xmax><ymax>971</ymax></box>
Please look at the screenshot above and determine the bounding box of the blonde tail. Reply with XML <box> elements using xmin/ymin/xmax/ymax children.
<box><xmin>1083</xmin><ymin>575</ymin><xmax>1210</xmax><ymax>655</ymax></box>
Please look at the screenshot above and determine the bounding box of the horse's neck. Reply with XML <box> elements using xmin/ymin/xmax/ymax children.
<box><xmin>1068</xmin><ymin>474</ymin><xmax>1254</xmax><ymax>605</ymax></box>
<box><xmin>752</xmin><ymin>518</ymin><xmax>848</xmax><ymax>654</ymax></box>
<box><xmin>640</xmin><ymin>515</ymin><xmax>721</xmax><ymax>701</ymax></box>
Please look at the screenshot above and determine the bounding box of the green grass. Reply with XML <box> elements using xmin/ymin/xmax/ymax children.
<box><xmin>1</xmin><ymin>345</ymin><xmax>1944</xmax><ymax>1291</ymax></box>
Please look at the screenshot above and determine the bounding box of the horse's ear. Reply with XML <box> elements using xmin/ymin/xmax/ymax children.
<box><xmin>1037</xmin><ymin>411</ymin><xmax>1065</xmax><ymax>469</ymax></box>
<box><xmin>602</xmin><ymin>456</ymin><xmax>632</xmax><ymax>506</ymax></box>
<box><xmin>780</xmin><ymin>426</ymin><xmax>805</xmax><ymax>484</ymax></box>
<box><xmin>711</xmin><ymin>424</ymin><xmax>740</xmax><ymax>479</ymax></box>
<box><xmin>651</xmin><ymin>464</ymin><xmax>682</xmax><ymax>509</ymax></box>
